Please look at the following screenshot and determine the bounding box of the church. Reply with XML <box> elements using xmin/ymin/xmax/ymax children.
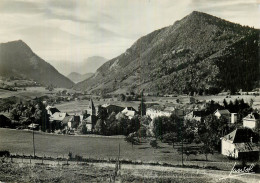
<box><xmin>82</xmin><ymin>99</ymin><xmax>97</xmax><ymax>132</ymax></box>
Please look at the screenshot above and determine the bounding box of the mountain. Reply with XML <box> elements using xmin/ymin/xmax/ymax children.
<box><xmin>0</xmin><ymin>40</ymin><xmax>74</xmax><ymax>88</ymax></box>
<box><xmin>50</xmin><ymin>56</ymin><xmax>107</xmax><ymax>76</ymax></box>
<box><xmin>82</xmin><ymin>56</ymin><xmax>108</xmax><ymax>74</ymax></box>
<box><xmin>67</xmin><ymin>72</ymin><xmax>93</xmax><ymax>83</ymax></box>
<box><xmin>74</xmin><ymin>11</ymin><xmax>259</xmax><ymax>95</ymax></box>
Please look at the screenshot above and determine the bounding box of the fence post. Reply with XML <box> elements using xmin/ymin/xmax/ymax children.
<box><xmin>30</xmin><ymin>155</ymin><xmax>31</xmax><ymax>164</ymax></box>
<box><xmin>22</xmin><ymin>153</ymin><xmax>24</xmax><ymax>163</ymax></box>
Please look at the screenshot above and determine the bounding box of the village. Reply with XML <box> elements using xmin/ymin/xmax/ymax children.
<box><xmin>0</xmin><ymin>88</ymin><xmax>259</xmax><ymax>162</ymax></box>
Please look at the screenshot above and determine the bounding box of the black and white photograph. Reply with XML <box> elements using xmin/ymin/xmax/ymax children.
<box><xmin>0</xmin><ymin>0</ymin><xmax>259</xmax><ymax>182</ymax></box>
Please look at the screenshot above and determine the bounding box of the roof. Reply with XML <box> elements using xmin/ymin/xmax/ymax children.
<box><xmin>0</xmin><ymin>114</ymin><xmax>10</xmax><ymax>121</ymax></box>
<box><xmin>190</xmin><ymin>110</ymin><xmax>206</xmax><ymax>117</ymax></box>
<box><xmin>244</xmin><ymin>112</ymin><xmax>260</xmax><ymax>120</ymax></box>
<box><xmin>215</xmin><ymin>109</ymin><xmax>230</xmax><ymax>115</ymax></box>
<box><xmin>62</xmin><ymin>116</ymin><xmax>72</xmax><ymax>124</ymax></box>
<box><xmin>49</xmin><ymin>108</ymin><xmax>60</xmax><ymax>115</ymax></box>
<box><xmin>222</xmin><ymin>128</ymin><xmax>259</xmax><ymax>143</ymax></box>
<box><xmin>234</xmin><ymin>142</ymin><xmax>259</xmax><ymax>152</ymax></box>
<box><xmin>125</xmin><ymin>107</ymin><xmax>136</xmax><ymax>111</ymax></box>
<box><xmin>122</xmin><ymin>110</ymin><xmax>136</xmax><ymax>118</ymax></box>
<box><xmin>46</xmin><ymin>105</ymin><xmax>60</xmax><ymax>115</ymax></box>
<box><xmin>50</xmin><ymin>112</ymin><xmax>68</xmax><ymax>121</ymax></box>
<box><xmin>164</xmin><ymin>107</ymin><xmax>175</xmax><ymax>112</ymax></box>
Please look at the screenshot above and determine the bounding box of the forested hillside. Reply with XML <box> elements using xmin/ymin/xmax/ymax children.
<box><xmin>74</xmin><ymin>11</ymin><xmax>259</xmax><ymax>95</ymax></box>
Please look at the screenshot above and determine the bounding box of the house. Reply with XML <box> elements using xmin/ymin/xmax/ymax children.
<box><xmin>122</xmin><ymin>107</ymin><xmax>137</xmax><ymax>119</ymax></box>
<box><xmin>173</xmin><ymin>108</ymin><xmax>185</xmax><ymax>118</ymax></box>
<box><xmin>62</xmin><ymin>116</ymin><xmax>73</xmax><ymax>129</ymax></box>
<box><xmin>214</xmin><ymin>109</ymin><xmax>231</xmax><ymax>120</ymax></box>
<box><xmin>50</xmin><ymin>112</ymin><xmax>68</xmax><ymax>122</ymax></box>
<box><xmin>70</xmin><ymin>115</ymin><xmax>81</xmax><ymax>129</ymax></box>
<box><xmin>46</xmin><ymin>105</ymin><xmax>60</xmax><ymax>116</ymax></box>
<box><xmin>102</xmin><ymin>104</ymin><xmax>124</xmax><ymax>115</ymax></box>
<box><xmin>220</xmin><ymin>128</ymin><xmax>259</xmax><ymax>160</ymax></box>
<box><xmin>184</xmin><ymin>110</ymin><xmax>206</xmax><ymax>122</ymax></box>
<box><xmin>243</xmin><ymin>112</ymin><xmax>260</xmax><ymax>129</ymax></box>
<box><xmin>146</xmin><ymin>108</ymin><xmax>171</xmax><ymax>120</ymax></box>
<box><xmin>49</xmin><ymin>112</ymin><xmax>69</xmax><ymax>131</ymax></box>
<box><xmin>231</xmin><ymin>113</ymin><xmax>238</xmax><ymax>123</ymax></box>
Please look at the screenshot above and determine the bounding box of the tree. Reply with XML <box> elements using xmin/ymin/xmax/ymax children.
<box><xmin>200</xmin><ymin>145</ymin><xmax>214</xmax><ymax>161</ymax></box>
<box><xmin>94</xmin><ymin>119</ymin><xmax>105</xmax><ymax>135</ymax></box>
<box><xmin>127</xmin><ymin>115</ymin><xmax>140</xmax><ymax>135</ymax></box>
<box><xmin>178</xmin><ymin>146</ymin><xmax>198</xmax><ymax>161</ymax></box>
<box><xmin>10</xmin><ymin>108</ymin><xmax>21</xmax><ymax>121</ymax></box>
<box><xmin>97</xmin><ymin>105</ymin><xmax>108</xmax><ymax>121</ymax></box>
<box><xmin>163</xmin><ymin>132</ymin><xmax>177</xmax><ymax>148</ymax></box>
<box><xmin>223</xmin><ymin>99</ymin><xmax>228</xmax><ymax>108</ymax></box>
<box><xmin>150</xmin><ymin>139</ymin><xmax>158</xmax><ymax>148</ymax></box>
<box><xmin>137</xmin><ymin>126</ymin><xmax>147</xmax><ymax>138</ymax></box>
<box><xmin>125</xmin><ymin>132</ymin><xmax>137</xmax><ymax>148</ymax></box>
<box><xmin>138</xmin><ymin>98</ymin><xmax>146</xmax><ymax>116</ymax></box>
<box><xmin>250</xmin><ymin>98</ymin><xmax>254</xmax><ymax>107</ymax></box>
<box><xmin>117</xmin><ymin>94</ymin><xmax>126</xmax><ymax>101</ymax></box>
<box><xmin>81</xmin><ymin>124</ymin><xmax>88</xmax><ymax>134</ymax></box>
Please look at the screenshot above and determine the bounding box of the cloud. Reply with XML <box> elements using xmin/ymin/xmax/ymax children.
<box><xmin>0</xmin><ymin>0</ymin><xmax>258</xmax><ymax>68</ymax></box>
<box><xmin>47</xmin><ymin>0</ymin><xmax>77</xmax><ymax>10</ymax></box>
<box><xmin>0</xmin><ymin>0</ymin><xmax>44</xmax><ymax>14</ymax></box>
<box><xmin>45</xmin><ymin>10</ymin><xmax>94</xmax><ymax>24</ymax></box>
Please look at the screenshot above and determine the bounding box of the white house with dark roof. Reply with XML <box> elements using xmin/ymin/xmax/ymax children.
<box><xmin>243</xmin><ymin>112</ymin><xmax>260</xmax><ymax>129</ymax></box>
<box><xmin>50</xmin><ymin>112</ymin><xmax>69</xmax><ymax>123</ymax></box>
<box><xmin>214</xmin><ymin>109</ymin><xmax>230</xmax><ymax>119</ymax></box>
<box><xmin>220</xmin><ymin>128</ymin><xmax>259</xmax><ymax>160</ymax></box>
<box><xmin>46</xmin><ymin>105</ymin><xmax>60</xmax><ymax>116</ymax></box>
<box><xmin>121</xmin><ymin>107</ymin><xmax>137</xmax><ymax>119</ymax></box>
<box><xmin>146</xmin><ymin>108</ymin><xmax>172</xmax><ymax>120</ymax></box>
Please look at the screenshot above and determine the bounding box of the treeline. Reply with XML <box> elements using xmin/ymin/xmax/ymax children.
<box><xmin>150</xmin><ymin>99</ymin><xmax>258</xmax><ymax>160</ymax></box>
<box><xmin>93</xmin><ymin>102</ymin><xmax>148</xmax><ymax>136</ymax></box>
<box><xmin>214</xmin><ymin>31</ymin><xmax>259</xmax><ymax>94</ymax></box>
<box><xmin>2</xmin><ymin>99</ymin><xmax>53</xmax><ymax>132</ymax></box>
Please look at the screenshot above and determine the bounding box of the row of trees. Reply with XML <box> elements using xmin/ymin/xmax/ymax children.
<box><xmin>150</xmin><ymin>99</ymin><xmax>256</xmax><ymax>160</ymax></box>
<box><xmin>7</xmin><ymin>99</ymin><xmax>51</xmax><ymax>132</ymax></box>
<box><xmin>152</xmin><ymin>113</ymin><xmax>234</xmax><ymax>160</ymax></box>
<box><xmin>93</xmin><ymin>99</ymin><xmax>147</xmax><ymax>136</ymax></box>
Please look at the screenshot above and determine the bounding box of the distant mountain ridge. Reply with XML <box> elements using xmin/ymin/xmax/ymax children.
<box><xmin>67</xmin><ymin>72</ymin><xmax>93</xmax><ymax>83</ymax></box>
<box><xmin>74</xmin><ymin>11</ymin><xmax>259</xmax><ymax>95</ymax></box>
<box><xmin>51</xmin><ymin>56</ymin><xmax>107</xmax><ymax>76</ymax></box>
<box><xmin>0</xmin><ymin>40</ymin><xmax>74</xmax><ymax>88</ymax></box>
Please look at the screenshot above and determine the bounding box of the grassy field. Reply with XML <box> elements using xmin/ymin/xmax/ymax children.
<box><xmin>55</xmin><ymin>99</ymin><xmax>141</xmax><ymax>114</ymax></box>
<box><xmin>2</xmin><ymin>158</ymin><xmax>255</xmax><ymax>183</ymax></box>
<box><xmin>54</xmin><ymin>94</ymin><xmax>260</xmax><ymax>115</ymax></box>
<box><xmin>0</xmin><ymin>128</ymin><xmax>246</xmax><ymax>171</ymax></box>
<box><xmin>0</xmin><ymin>87</ymin><xmax>54</xmax><ymax>100</ymax></box>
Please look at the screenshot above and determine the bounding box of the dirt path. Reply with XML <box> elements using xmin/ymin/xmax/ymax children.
<box><xmin>8</xmin><ymin>157</ymin><xmax>260</xmax><ymax>183</ymax></box>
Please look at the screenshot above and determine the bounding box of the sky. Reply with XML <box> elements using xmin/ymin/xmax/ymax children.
<box><xmin>0</xmin><ymin>0</ymin><xmax>259</xmax><ymax>65</ymax></box>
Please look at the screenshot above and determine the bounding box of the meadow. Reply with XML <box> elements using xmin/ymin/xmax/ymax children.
<box><xmin>0</xmin><ymin>128</ymin><xmax>242</xmax><ymax>171</ymax></box>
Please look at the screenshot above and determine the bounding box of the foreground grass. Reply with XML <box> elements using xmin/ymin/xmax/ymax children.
<box><xmin>0</xmin><ymin>158</ymin><xmax>250</xmax><ymax>183</ymax></box>
<box><xmin>0</xmin><ymin>128</ymin><xmax>235</xmax><ymax>171</ymax></box>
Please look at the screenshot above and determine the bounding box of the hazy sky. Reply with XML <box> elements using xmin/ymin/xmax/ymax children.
<box><xmin>0</xmin><ymin>0</ymin><xmax>259</xmax><ymax>64</ymax></box>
